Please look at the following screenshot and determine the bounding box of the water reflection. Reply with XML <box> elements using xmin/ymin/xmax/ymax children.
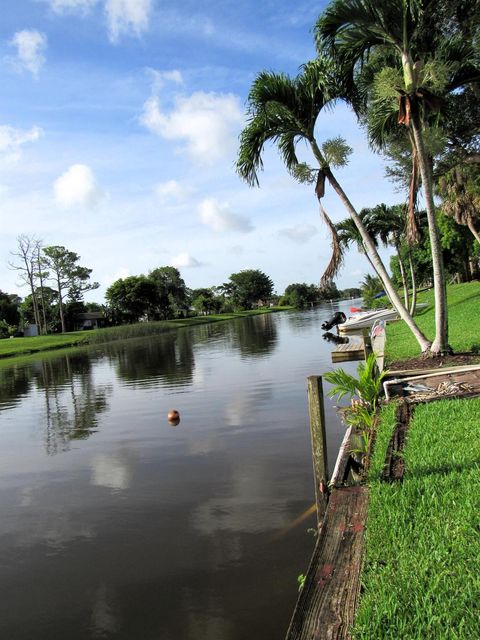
<box><xmin>0</xmin><ymin>364</ymin><xmax>32</xmax><ymax>409</ymax></box>
<box><xmin>91</xmin><ymin>449</ymin><xmax>136</xmax><ymax>491</ymax></box>
<box><xmin>232</xmin><ymin>314</ymin><xmax>278</xmax><ymax>358</ymax></box>
<box><xmin>322</xmin><ymin>331</ymin><xmax>349</xmax><ymax>345</ymax></box>
<box><xmin>113</xmin><ymin>330</ymin><xmax>195</xmax><ymax>388</ymax></box>
<box><xmin>35</xmin><ymin>355</ymin><xmax>112</xmax><ymax>454</ymax></box>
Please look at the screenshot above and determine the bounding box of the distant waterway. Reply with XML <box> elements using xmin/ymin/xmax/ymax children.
<box><xmin>0</xmin><ymin>302</ymin><xmax>360</xmax><ymax>640</ymax></box>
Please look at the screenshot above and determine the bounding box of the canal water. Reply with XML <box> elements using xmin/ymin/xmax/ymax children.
<box><xmin>0</xmin><ymin>302</ymin><xmax>360</xmax><ymax>640</ymax></box>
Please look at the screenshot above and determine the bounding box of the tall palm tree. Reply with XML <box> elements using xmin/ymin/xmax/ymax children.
<box><xmin>236</xmin><ymin>59</ymin><xmax>431</xmax><ymax>352</ymax></box>
<box><xmin>316</xmin><ymin>0</ymin><xmax>480</xmax><ymax>353</ymax></box>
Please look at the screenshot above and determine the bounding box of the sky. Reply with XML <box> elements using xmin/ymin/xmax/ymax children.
<box><xmin>0</xmin><ymin>0</ymin><xmax>403</xmax><ymax>303</ymax></box>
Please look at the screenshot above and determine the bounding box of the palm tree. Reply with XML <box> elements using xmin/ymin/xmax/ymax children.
<box><xmin>366</xmin><ymin>203</ymin><xmax>418</xmax><ymax>313</ymax></box>
<box><xmin>335</xmin><ymin>211</ymin><xmax>394</xmax><ymax>307</ymax></box>
<box><xmin>438</xmin><ymin>165</ymin><xmax>480</xmax><ymax>245</ymax></box>
<box><xmin>316</xmin><ymin>0</ymin><xmax>480</xmax><ymax>354</ymax></box>
<box><xmin>236</xmin><ymin>59</ymin><xmax>431</xmax><ymax>352</ymax></box>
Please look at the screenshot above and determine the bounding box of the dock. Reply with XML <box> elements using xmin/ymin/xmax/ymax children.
<box><xmin>330</xmin><ymin>340</ymin><xmax>364</xmax><ymax>362</ymax></box>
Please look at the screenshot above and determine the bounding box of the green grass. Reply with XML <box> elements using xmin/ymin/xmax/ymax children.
<box><xmin>385</xmin><ymin>282</ymin><xmax>480</xmax><ymax>362</ymax></box>
<box><xmin>353</xmin><ymin>399</ymin><xmax>480</xmax><ymax>639</ymax></box>
<box><xmin>0</xmin><ymin>307</ymin><xmax>291</xmax><ymax>361</ymax></box>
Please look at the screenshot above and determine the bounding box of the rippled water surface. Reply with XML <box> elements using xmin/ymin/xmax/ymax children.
<box><xmin>0</xmin><ymin>304</ymin><xmax>360</xmax><ymax>640</ymax></box>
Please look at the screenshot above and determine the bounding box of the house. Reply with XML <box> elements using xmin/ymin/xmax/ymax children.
<box><xmin>74</xmin><ymin>312</ymin><xmax>106</xmax><ymax>331</ymax></box>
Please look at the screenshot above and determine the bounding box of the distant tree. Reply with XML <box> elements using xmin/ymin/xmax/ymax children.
<box><xmin>149</xmin><ymin>267</ymin><xmax>188</xmax><ymax>320</ymax></box>
<box><xmin>0</xmin><ymin>290</ymin><xmax>21</xmax><ymax>337</ymax></box>
<box><xmin>318</xmin><ymin>281</ymin><xmax>340</xmax><ymax>300</ymax></box>
<box><xmin>190</xmin><ymin>288</ymin><xmax>222</xmax><ymax>315</ymax></box>
<box><xmin>283</xmin><ymin>283</ymin><xmax>318</xmax><ymax>308</ymax></box>
<box><xmin>20</xmin><ymin>287</ymin><xmax>59</xmax><ymax>332</ymax></box>
<box><xmin>339</xmin><ymin>287</ymin><xmax>362</xmax><ymax>299</ymax></box>
<box><xmin>9</xmin><ymin>235</ymin><xmax>43</xmax><ymax>332</ymax></box>
<box><xmin>43</xmin><ymin>246</ymin><xmax>99</xmax><ymax>333</ymax></box>
<box><xmin>105</xmin><ymin>276</ymin><xmax>157</xmax><ymax>324</ymax></box>
<box><xmin>226</xmin><ymin>269</ymin><xmax>274</xmax><ymax>310</ymax></box>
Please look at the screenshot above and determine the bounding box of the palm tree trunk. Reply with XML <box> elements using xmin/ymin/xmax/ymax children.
<box><xmin>397</xmin><ymin>251</ymin><xmax>409</xmax><ymax>309</ymax></box>
<box><xmin>408</xmin><ymin>252</ymin><xmax>417</xmax><ymax>315</ymax></box>
<box><xmin>410</xmin><ymin>113</ymin><xmax>450</xmax><ymax>354</ymax></box>
<box><xmin>467</xmin><ymin>219</ymin><xmax>480</xmax><ymax>244</ymax></box>
<box><xmin>322</xmin><ymin>164</ymin><xmax>431</xmax><ymax>352</ymax></box>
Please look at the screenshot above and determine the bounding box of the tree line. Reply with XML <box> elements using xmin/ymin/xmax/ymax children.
<box><xmin>2</xmin><ymin>235</ymin><xmax>365</xmax><ymax>337</ymax></box>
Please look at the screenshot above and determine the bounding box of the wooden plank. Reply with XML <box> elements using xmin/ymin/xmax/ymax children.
<box><xmin>384</xmin><ymin>363</ymin><xmax>480</xmax><ymax>379</ymax></box>
<box><xmin>331</xmin><ymin>341</ymin><xmax>364</xmax><ymax>363</ymax></box>
<box><xmin>384</xmin><ymin>366</ymin><xmax>480</xmax><ymax>401</ymax></box>
<box><xmin>307</xmin><ymin>376</ymin><xmax>329</xmax><ymax>525</ymax></box>
<box><xmin>329</xmin><ymin>427</ymin><xmax>353</xmax><ymax>489</ymax></box>
<box><xmin>372</xmin><ymin>333</ymin><xmax>385</xmax><ymax>373</ymax></box>
<box><xmin>285</xmin><ymin>486</ymin><xmax>368</xmax><ymax>640</ymax></box>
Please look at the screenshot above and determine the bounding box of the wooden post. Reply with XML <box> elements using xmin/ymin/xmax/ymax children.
<box><xmin>307</xmin><ymin>376</ymin><xmax>329</xmax><ymax>525</ymax></box>
<box><xmin>363</xmin><ymin>328</ymin><xmax>372</xmax><ymax>360</ymax></box>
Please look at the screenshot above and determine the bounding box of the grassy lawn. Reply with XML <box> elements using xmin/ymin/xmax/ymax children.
<box><xmin>353</xmin><ymin>398</ymin><xmax>480</xmax><ymax>639</ymax></box>
<box><xmin>0</xmin><ymin>307</ymin><xmax>291</xmax><ymax>361</ymax></box>
<box><xmin>385</xmin><ymin>281</ymin><xmax>480</xmax><ymax>362</ymax></box>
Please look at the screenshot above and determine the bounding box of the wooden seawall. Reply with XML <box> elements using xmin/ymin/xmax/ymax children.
<box><xmin>286</xmin><ymin>376</ymin><xmax>369</xmax><ymax>640</ymax></box>
<box><xmin>285</xmin><ymin>485</ymin><xmax>368</xmax><ymax>640</ymax></box>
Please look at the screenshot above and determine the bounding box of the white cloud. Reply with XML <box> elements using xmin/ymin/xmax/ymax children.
<box><xmin>8</xmin><ymin>30</ymin><xmax>47</xmax><ymax>77</ymax></box>
<box><xmin>105</xmin><ymin>0</ymin><xmax>153</xmax><ymax>42</ymax></box>
<box><xmin>140</xmin><ymin>91</ymin><xmax>243</xmax><ymax>164</ymax></box>
<box><xmin>279</xmin><ymin>223</ymin><xmax>318</xmax><ymax>244</ymax></box>
<box><xmin>171</xmin><ymin>252</ymin><xmax>202</xmax><ymax>268</ymax></box>
<box><xmin>148</xmin><ymin>68</ymin><xmax>183</xmax><ymax>93</ymax></box>
<box><xmin>0</xmin><ymin>125</ymin><xmax>43</xmax><ymax>162</ymax></box>
<box><xmin>47</xmin><ymin>0</ymin><xmax>152</xmax><ymax>41</ymax></box>
<box><xmin>155</xmin><ymin>179</ymin><xmax>191</xmax><ymax>202</ymax></box>
<box><xmin>49</xmin><ymin>0</ymin><xmax>99</xmax><ymax>11</ymax></box>
<box><xmin>199</xmin><ymin>198</ymin><xmax>253</xmax><ymax>233</ymax></box>
<box><xmin>54</xmin><ymin>163</ymin><xmax>104</xmax><ymax>208</ymax></box>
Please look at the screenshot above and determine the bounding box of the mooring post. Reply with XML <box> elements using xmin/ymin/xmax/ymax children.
<box><xmin>307</xmin><ymin>375</ymin><xmax>329</xmax><ymax>525</ymax></box>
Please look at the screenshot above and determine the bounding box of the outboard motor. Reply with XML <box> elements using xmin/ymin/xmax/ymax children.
<box><xmin>321</xmin><ymin>311</ymin><xmax>346</xmax><ymax>331</ymax></box>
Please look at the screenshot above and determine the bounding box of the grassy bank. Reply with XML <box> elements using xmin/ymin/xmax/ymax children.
<box><xmin>353</xmin><ymin>399</ymin><xmax>480</xmax><ymax>639</ymax></box>
<box><xmin>385</xmin><ymin>281</ymin><xmax>480</xmax><ymax>362</ymax></box>
<box><xmin>0</xmin><ymin>307</ymin><xmax>291</xmax><ymax>362</ymax></box>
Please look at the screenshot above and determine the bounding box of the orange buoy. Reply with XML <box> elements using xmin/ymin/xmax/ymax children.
<box><xmin>167</xmin><ymin>409</ymin><xmax>180</xmax><ymax>425</ymax></box>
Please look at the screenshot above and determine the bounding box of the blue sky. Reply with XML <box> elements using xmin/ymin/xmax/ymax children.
<box><xmin>0</xmin><ymin>0</ymin><xmax>402</xmax><ymax>302</ymax></box>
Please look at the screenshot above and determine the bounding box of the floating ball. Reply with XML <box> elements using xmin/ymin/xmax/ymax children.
<box><xmin>167</xmin><ymin>409</ymin><xmax>180</xmax><ymax>425</ymax></box>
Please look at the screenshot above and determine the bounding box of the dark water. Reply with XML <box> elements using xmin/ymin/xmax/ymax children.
<box><xmin>0</xmin><ymin>303</ymin><xmax>360</xmax><ymax>640</ymax></box>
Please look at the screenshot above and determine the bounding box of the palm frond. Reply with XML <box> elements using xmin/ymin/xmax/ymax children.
<box><xmin>321</xmin><ymin>136</ymin><xmax>353</xmax><ymax>168</ymax></box>
<box><xmin>318</xmin><ymin>202</ymin><xmax>344</xmax><ymax>286</ymax></box>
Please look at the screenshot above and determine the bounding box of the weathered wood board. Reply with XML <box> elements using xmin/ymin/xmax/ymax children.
<box><xmin>285</xmin><ymin>486</ymin><xmax>368</xmax><ymax>640</ymax></box>
<box><xmin>331</xmin><ymin>341</ymin><xmax>364</xmax><ymax>363</ymax></box>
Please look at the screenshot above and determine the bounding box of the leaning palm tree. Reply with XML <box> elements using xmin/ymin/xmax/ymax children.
<box><xmin>236</xmin><ymin>59</ymin><xmax>431</xmax><ymax>352</ymax></box>
<box><xmin>316</xmin><ymin>0</ymin><xmax>480</xmax><ymax>353</ymax></box>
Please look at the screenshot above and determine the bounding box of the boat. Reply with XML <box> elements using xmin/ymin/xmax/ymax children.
<box><xmin>338</xmin><ymin>304</ymin><xmax>428</xmax><ymax>334</ymax></box>
<box><xmin>338</xmin><ymin>308</ymin><xmax>398</xmax><ymax>333</ymax></box>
